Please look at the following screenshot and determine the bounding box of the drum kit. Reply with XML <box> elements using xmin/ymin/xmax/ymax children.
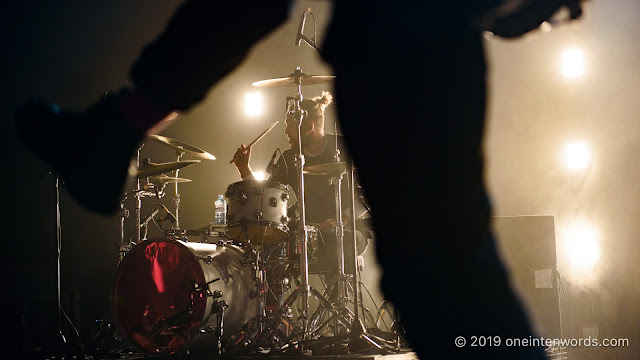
<box><xmin>98</xmin><ymin>66</ymin><xmax>406</xmax><ymax>358</ymax></box>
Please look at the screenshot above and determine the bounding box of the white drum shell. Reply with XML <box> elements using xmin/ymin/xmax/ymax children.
<box><xmin>112</xmin><ymin>238</ymin><xmax>257</xmax><ymax>356</ymax></box>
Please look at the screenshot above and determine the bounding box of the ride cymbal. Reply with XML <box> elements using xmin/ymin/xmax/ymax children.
<box><xmin>149</xmin><ymin>135</ymin><xmax>216</xmax><ymax>160</ymax></box>
<box><xmin>252</xmin><ymin>68</ymin><xmax>335</xmax><ymax>88</ymax></box>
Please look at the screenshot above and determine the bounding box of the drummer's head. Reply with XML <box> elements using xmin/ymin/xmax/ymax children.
<box><xmin>285</xmin><ymin>91</ymin><xmax>333</xmax><ymax>147</ymax></box>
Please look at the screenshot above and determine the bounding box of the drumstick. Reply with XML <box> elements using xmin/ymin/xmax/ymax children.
<box><xmin>229</xmin><ymin>120</ymin><xmax>279</xmax><ymax>164</ymax></box>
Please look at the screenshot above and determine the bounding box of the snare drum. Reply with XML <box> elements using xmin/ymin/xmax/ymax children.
<box><xmin>111</xmin><ymin>238</ymin><xmax>257</xmax><ymax>356</ymax></box>
<box><xmin>225</xmin><ymin>180</ymin><xmax>291</xmax><ymax>245</ymax></box>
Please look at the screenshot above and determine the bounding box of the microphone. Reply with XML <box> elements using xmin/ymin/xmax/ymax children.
<box><xmin>160</xmin><ymin>205</ymin><xmax>177</xmax><ymax>223</ymax></box>
<box><xmin>140</xmin><ymin>207</ymin><xmax>161</xmax><ymax>228</ymax></box>
<box><xmin>265</xmin><ymin>148</ymin><xmax>280</xmax><ymax>175</ymax></box>
<box><xmin>295</xmin><ymin>11</ymin><xmax>307</xmax><ymax>46</ymax></box>
<box><xmin>141</xmin><ymin>205</ymin><xmax>177</xmax><ymax>228</ymax></box>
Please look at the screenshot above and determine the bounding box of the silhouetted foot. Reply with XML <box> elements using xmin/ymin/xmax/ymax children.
<box><xmin>15</xmin><ymin>91</ymin><xmax>144</xmax><ymax>215</ymax></box>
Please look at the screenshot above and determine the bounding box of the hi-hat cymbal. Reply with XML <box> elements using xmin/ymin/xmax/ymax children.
<box><xmin>252</xmin><ymin>68</ymin><xmax>335</xmax><ymax>88</ymax></box>
<box><xmin>147</xmin><ymin>174</ymin><xmax>192</xmax><ymax>186</ymax></box>
<box><xmin>303</xmin><ymin>162</ymin><xmax>347</xmax><ymax>176</ymax></box>
<box><xmin>149</xmin><ymin>135</ymin><xmax>216</xmax><ymax>160</ymax></box>
<box><xmin>134</xmin><ymin>160</ymin><xmax>200</xmax><ymax>178</ymax></box>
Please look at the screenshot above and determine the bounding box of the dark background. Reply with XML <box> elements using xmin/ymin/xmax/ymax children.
<box><xmin>2</xmin><ymin>0</ymin><xmax>639</xmax><ymax>359</ymax></box>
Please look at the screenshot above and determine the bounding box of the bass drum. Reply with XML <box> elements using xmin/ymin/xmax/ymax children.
<box><xmin>111</xmin><ymin>238</ymin><xmax>257</xmax><ymax>356</ymax></box>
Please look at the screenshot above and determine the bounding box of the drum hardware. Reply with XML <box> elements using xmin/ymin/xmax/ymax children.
<box><xmin>131</xmin><ymin>157</ymin><xmax>198</xmax><ymax>232</ymax></box>
<box><xmin>291</xmin><ymin>111</ymin><xmax>382</xmax><ymax>352</ymax></box>
<box><xmin>344</xmin><ymin>157</ymin><xmax>387</xmax><ymax>351</ymax></box>
<box><xmin>226</xmin><ymin>233</ymin><xmax>303</xmax><ymax>353</ymax></box>
<box><xmin>211</xmin><ymin>298</ymin><xmax>229</xmax><ymax>355</ymax></box>
<box><xmin>147</xmin><ymin>134</ymin><xmax>214</xmax><ymax>229</ymax></box>
<box><xmin>287</xmin><ymin>72</ymin><xmax>313</xmax><ymax>344</ymax></box>
<box><xmin>293</xmin><ymin>124</ymin><xmax>356</xmax><ymax>339</ymax></box>
<box><xmin>241</xmin><ymin>66</ymin><xmax>351</xmax><ymax>352</ymax></box>
<box><xmin>251</xmin><ymin>68</ymin><xmax>334</xmax><ymax>88</ymax></box>
<box><xmin>326</xmin><ymin>139</ymin><xmax>352</xmax><ymax>336</ymax></box>
<box><xmin>117</xmin><ymin>194</ymin><xmax>131</xmax><ymax>262</ymax></box>
<box><xmin>47</xmin><ymin>174</ymin><xmax>76</xmax><ymax>355</ymax></box>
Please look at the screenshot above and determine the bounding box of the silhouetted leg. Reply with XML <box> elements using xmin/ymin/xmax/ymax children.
<box><xmin>322</xmin><ymin>3</ymin><xmax>546</xmax><ymax>359</ymax></box>
<box><xmin>15</xmin><ymin>0</ymin><xmax>290</xmax><ymax>215</ymax></box>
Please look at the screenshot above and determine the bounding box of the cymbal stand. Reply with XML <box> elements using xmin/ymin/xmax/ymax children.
<box><xmin>322</xmin><ymin>161</ymin><xmax>390</xmax><ymax>353</ymax></box>
<box><xmin>225</xmin><ymin>223</ymin><xmax>272</xmax><ymax>352</ymax></box>
<box><xmin>135</xmin><ymin>145</ymin><xmax>143</xmax><ymax>243</ymax></box>
<box><xmin>117</xmin><ymin>194</ymin><xmax>130</xmax><ymax>263</ymax></box>
<box><xmin>288</xmin><ymin>74</ymin><xmax>312</xmax><ymax>344</ymax></box>
<box><xmin>346</xmin><ymin>162</ymin><xmax>373</xmax><ymax>344</ymax></box>
<box><xmin>172</xmin><ymin>148</ymin><xmax>186</xmax><ymax>229</ymax></box>
<box><xmin>324</xmin><ymin>137</ymin><xmax>384</xmax><ymax>352</ymax></box>
<box><xmin>329</xmin><ymin>149</ymin><xmax>351</xmax><ymax>335</ymax></box>
<box><xmin>120</xmin><ymin>144</ymin><xmax>152</xmax><ymax>259</ymax></box>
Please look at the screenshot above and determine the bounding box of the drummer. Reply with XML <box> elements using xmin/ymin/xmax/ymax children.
<box><xmin>232</xmin><ymin>91</ymin><xmax>367</xmax><ymax>273</ymax></box>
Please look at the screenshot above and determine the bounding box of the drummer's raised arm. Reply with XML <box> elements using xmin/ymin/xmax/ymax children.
<box><xmin>231</xmin><ymin>144</ymin><xmax>255</xmax><ymax>180</ymax></box>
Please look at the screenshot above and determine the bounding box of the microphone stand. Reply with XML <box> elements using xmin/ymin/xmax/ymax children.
<box><xmin>55</xmin><ymin>175</ymin><xmax>68</xmax><ymax>353</ymax></box>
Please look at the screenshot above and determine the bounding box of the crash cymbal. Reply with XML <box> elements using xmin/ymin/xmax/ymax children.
<box><xmin>134</xmin><ymin>160</ymin><xmax>200</xmax><ymax>178</ymax></box>
<box><xmin>303</xmin><ymin>162</ymin><xmax>347</xmax><ymax>176</ymax></box>
<box><xmin>149</xmin><ymin>135</ymin><xmax>216</xmax><ymax>160</ymax></box>
<box><xmin>252</xmin><ymin>68</ymin><xmax>335</xmax><ymax>88</ymax></box>
<box><xmin>147</xmin><ymin>174</ymin><xmax>192</xmax><ymax>185</ymax></box>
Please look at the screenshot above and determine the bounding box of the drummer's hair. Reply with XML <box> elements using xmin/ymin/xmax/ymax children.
<box><xmin>301</xmin><ymin>91</ymin><xmax>333</xmax><ymax>129</ymax></box>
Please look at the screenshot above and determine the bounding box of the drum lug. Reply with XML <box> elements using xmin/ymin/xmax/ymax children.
<box><xmin>211</xmin><ymin>290</ymin><xmax>223</xmax><ymax>299</ymax></box>
<box><xmin>281</xmin><ymin>216</ymin><xmax>289</xmax><ymax>225</ymax></box>
<box><xmin>198</xmin><ymin>255</ymin><xmax>214</xmax><ymax>265</ymax></box>
<box><xmin>254</xmin><ymin>210</ymin><xmax>263</xmax><ymax>220</ymax></box>
<box><xmin>281</xmin><ymin>192</ymin><xmax>289</xmax><ymax>202</ymax></box>
<box><xmin>233</xmin><ymin>190</ymin><xmax>248</xmax><ymax>204</ymax></box>
<box><xmin>269</xmin><ymin>197</ymin><xmax>277</xmax><ymax>207</ymax></box>
<box><xmin>200</xmin><ymin>325</ymin><xmax>215</xmax><ymax>334</ymax></box>
<box><xmin>216</xmin><ymin>299</ymin><xmax>228</xmax><ymax>309</ymax></box>
<box><xmin>252</xmin><ymin>187</ymin><xmax>263</xmax><ymax>196</ymax></box>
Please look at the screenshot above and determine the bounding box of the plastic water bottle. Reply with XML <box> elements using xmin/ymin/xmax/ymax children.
<box><xmin>214</xmin><ymin>194</ymin><xmax>227</xmax><ymax>225</ymax></box>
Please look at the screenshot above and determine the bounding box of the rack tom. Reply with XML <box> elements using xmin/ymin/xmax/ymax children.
<box><xmin>225</xmin><ymin>180</ymin><xmax>291</xmax><ymax>245</ymax></box>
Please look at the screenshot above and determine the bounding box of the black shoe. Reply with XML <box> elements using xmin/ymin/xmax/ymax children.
<box><xmin>15</xmin><ymin>91</ymin><xmax>144</xmax><ymax>215</ymax></box>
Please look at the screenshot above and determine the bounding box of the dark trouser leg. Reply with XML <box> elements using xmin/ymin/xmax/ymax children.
<box><xmin>14</xmin><ymin>0</ymin><xmax>291</xmax><ymax>215</ymax></box>
<box><xmin>322</xmin><ymin>3</ymin><xmax>546</xmax><ymax>359</ymax></box>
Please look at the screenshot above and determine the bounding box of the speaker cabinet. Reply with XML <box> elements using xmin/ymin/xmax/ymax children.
<box><xmin>492</xmin><ymin>215</ymin><xmax>561</xmax><ymax>338</ymax></box>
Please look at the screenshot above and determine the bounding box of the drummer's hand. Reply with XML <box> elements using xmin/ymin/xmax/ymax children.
<box><xmin>233</xmin><ymin>144</ymin><xmax>253</xmax><ymax>178</ymax></box>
